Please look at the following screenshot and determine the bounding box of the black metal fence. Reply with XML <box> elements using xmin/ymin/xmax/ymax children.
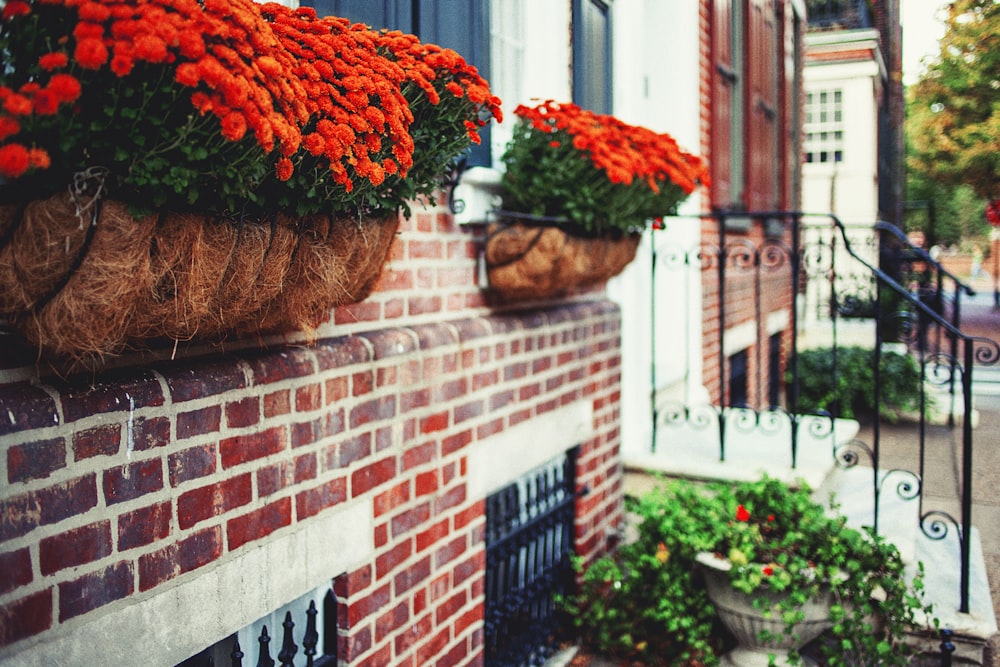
<box><xmin>484</xmin><ymin>449</ymin><xmax>578</xmax><ymax>667</ymax></box>
<box><xmin>177</xmin><ymin>595</ymin><xmax>337</xmax><ymax>667</ymax></box>
<box><xmin>650</xmin><ymin>211</ymin><xmax>999</xmax><ymax>618</ymax></box>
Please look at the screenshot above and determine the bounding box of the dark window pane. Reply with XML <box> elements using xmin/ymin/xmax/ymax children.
<box><xmin>304</xmin><ymin>0</ymin><xmax>411</xmax><ymax>29</ymax></box>
<box><xmin>296</xmin><ymin>0</ymin><xmax>493</xmax><ymax>167</ymax></box>
<box><xmin>573</xmin><ymin>0</ymin><xmax>611</xmax><ymax>114</ymax></box>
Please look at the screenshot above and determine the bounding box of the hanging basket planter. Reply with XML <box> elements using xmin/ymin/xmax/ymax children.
<box><xmin>0</xmin><ymin>188</ymin><xmax>398</xmax><ymax>367</ymax></box>
<box><xmin>484</xmin><ymin>213</ymin><xmax>641</xmax><ymax>300</ymax></box>
<box><xmin>0</xmin><ymin>0</ymin><xmax>502</xmax><ymax>369</ymax></box>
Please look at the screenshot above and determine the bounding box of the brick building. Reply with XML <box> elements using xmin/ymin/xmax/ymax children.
<box><xmin>0</xmin><ymin>1</ymin><xmax>805</xmax><ymax>665</ymax></box>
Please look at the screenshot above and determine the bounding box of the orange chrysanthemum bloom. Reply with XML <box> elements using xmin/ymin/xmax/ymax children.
<box><xmin>1</xmin><ymin>0</ymin><xmax>31</xmax><ymax>19</ymax></box>
<box><xmin>275</xmin><ymin>156</ymin><xmax>293</xmax><ymax>181</ymax></box>
<box><xmin>38</xmin><ymin>52</ymin><xmax>69</xmax><ymax>71</ymax></box>
<box><xmin>0</xmin><ymin>116</ymin><xmax>21</xmax><ymax>141</ymax></box>
<box><xmin>174</xmin><ymin>63</ymin><xmax>200</xmax><ymax>87</ymax></box>
<box><xmin>74</xmin><ymin>38</ymin><xmax>109</xmax><ymax>69</ymax></box>
<box><xmin>0</xmin><ymin>143</ymin><xmax>31</xmax><ymax>178</ymax></box>
<box><xmin>76</xmin><ymin>1</ymin><xmax>110</xmax><ymax>22</ymax></box>
<box><xmin>220</xmin><ymin>112</ymin><xmax>248</xmax><ymax>142</ymax></box>
<box><xmin>28</xmin><ymin>147</ymin><xmax>51</xmax><ymax>169</ymax></box>
<box><xmin>32</xmin><ymin>89</ymin><xmax>60</xmax><ymax>115</ymax></box>
<box><xmin>110</xmin><ymin>53</ymin><xmax>135</xmax><ymax>76</ymax></box>
<box><xmin>48</xmin><ymin>74</ymin><xmax>82</xmax><ymax>103</ymax></box>
<box><xmin>0</xmin><ymin>0</ymin><xmax>501</xmax><ymax>218</ymax></box>
<box><xmin>3</xmin><ymin>93</ymin><xmax>32</xmax><ymax>116</ymax></box>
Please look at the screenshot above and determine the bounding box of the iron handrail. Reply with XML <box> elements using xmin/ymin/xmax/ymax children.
<box><xmin>826</xmin><ymin>211</ymin><xmax>991</xmax><ymax>613</ymax></box>
<box><xmin>649</xmin><ymin>210</ymin><xmax>998</xmax><ymax>616</ymax></box>
<box><xmin>873</xmin><ymin>220</ymin><xmax>976</xmax><ymax>296</ymax></box>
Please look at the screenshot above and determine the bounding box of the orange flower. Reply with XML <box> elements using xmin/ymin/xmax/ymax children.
<box><xmin>275</xmin><ymin>156</ymin><xmax>293</xmax><ymax>181</ymax></box>
<box><xmin>48</xmin><ymin>74</ymin><xmax>82</xmax><ymax>103</ymax></box>
<box><xmin>302</xmin><ymin>132</ymin><xmax>325</xmax><ymax>156</ymax></box>
<box><xmin>0</xmin><ymin>117</ymin><xmax>19</xmax><ymax>141</ymax></box>
<box><xmin>38</xmin><ymin>52</ymin><xmax>69</xmax><ymax>71</ymax></box>
<box><xmin>3</xmin><ymin>93</ymin><xmax>32</xmax><ymax>116</ymax></box>
<box><xmin>174</xmin><ymin>63</ymin><xmax>200</xmax><ymax>87</ymax></box>
<box><xmin>255</xmin><ymin>56</ymin><xmax>283</xmax><ymax>78</ymax></box>
<box><xmin>74</xmin><ymin>38</ymin><xmax>109</xmax><ymax>69</ymax></box>
<box><xmin>220</xmin><ymin>112</ymin><xmax>247</xmax><ymax>142</ymax></box>
<box><xmin>134</xmin><ymin>35</ymin><xmax>168</xmax><ymax>63</ymax></box>
<box><xmin>73</xmin><ymin>21</ymin><xmax>103</xmax><ymax>41</ymax></box>
<box><xmin>178</xmin><ymin>32</ymin><xmax>206</xmax><ymax>59</ymax></box>
<box><xmin>76</xmin><ymin>1</ymin><xmax>111</xmax><ymax>22</ymax></box>
<box><xmin>0</xmin><ymin>143</ymin><xmax>31</xmax><ymax>178</ymax></box>
<box><xmin>32</xmin><ymin>89</ymin><xmax>60</xmax><ymax>115</ymax></box>
<box><xmin>28</xmin><ymin>147</ymin><xmax>51</xmax><ymax>169</ymax></box>
<box><xmin>1</xmin><ymin>0</ymin><xmax>31</xmax><ymax>19</ymax></box>
<box><xmin>110</xmin><ymin>52</ymin><xmax>135</xmax><ymax>76</ymax></box>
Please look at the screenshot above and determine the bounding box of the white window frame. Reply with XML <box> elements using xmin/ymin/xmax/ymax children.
<box><xmin>805</xmin><ymin>88</ymin><xmax>844</xmax><ymax>164</ymax></box>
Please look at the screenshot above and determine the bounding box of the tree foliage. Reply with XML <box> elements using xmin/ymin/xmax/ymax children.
<box><xmin>906</xmin><ymin>0</ymin><xmax>1000</xmax><ymax>202</ymax></box>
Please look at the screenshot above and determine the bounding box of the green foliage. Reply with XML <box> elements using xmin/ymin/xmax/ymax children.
<box><xmin>904</xmin><ymin>172</ymin><xmax>990</xmax><ymax>248</ymax></box>
<box><xmin>562</xmin><ymin>476</ymin><xmax>934</xmax><ymax>666</ymax></box>
<box><xmin>499</xmin><ymin>102</ymin><xmax>708</xmax><ymax>236</ymax></box>
<box><xmin>791</xmin><ymin>346</ymin><xmax>926</xmax><ymax>421</ymax></box>
<box><xmin>906</xmin><ymin>0</ymin><xmax>1000</xmax><ymax>202</ymax></box>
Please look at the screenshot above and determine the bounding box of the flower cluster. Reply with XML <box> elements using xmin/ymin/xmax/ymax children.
<box><xmin>714</xmin><ymin>483</ymin><xmax>845</xmax><ymax>595</ymax></box>
<box><xmin>0</xmin><ymin>0</ymin><xmax>501</xmax><ymax>218</ymax></box>
<box><xmin>563</xmin><ymin>476</ymin><xmax>933</xmax><ymax>666</ymax></box>
<box><xmin>500</xmin><ymin>101</ymin><xmax>708</xmax><ymax>235</ymax></box>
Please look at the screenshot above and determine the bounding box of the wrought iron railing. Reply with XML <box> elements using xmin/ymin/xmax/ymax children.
<box><xmin>176</xmin><ymin>597</ymin><xmax>336</xmax><ymax>667</ymax></box>
<box><xmin>484</xmin><ymin>449</ymin><xmax>577</xmax><ymax>667</ymax></box>
<box><xmin>649</xmin><ymin>210</ymin><xmax>998</xmax><ymax>618</ymax></box>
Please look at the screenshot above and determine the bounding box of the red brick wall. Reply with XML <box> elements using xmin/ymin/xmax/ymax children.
<box><xmin>0</xmin><ymin>204</ymin><xmax>625</xmax><ymax>666</ymax></box>
<box><xmin>699</xmin><ymin>217</ymin><xmax>794</xmax><ymax>407</ymax></box>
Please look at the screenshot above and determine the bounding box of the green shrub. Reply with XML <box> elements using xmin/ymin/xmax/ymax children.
<box><xmin>790</xmin><ymin>345</ymin><xmax>926</xmax><ymax>421</ymax></box>
<box><xmin>561</xmin><ymin>476</ymin><xmax>933</xmax><ymax>666</ymax></box>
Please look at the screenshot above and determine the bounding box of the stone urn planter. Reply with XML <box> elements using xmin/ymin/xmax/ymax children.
<box><xmin>697</xmin><ymin>552</ymin><xmax>833</xmax><ymax>667</ymax></box>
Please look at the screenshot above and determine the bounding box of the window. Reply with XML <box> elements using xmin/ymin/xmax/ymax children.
<box><xmin>711</xmin><ymin>0</ymin><xmax>745</xmax><ymax>209</ymax></box>
<box><xmin>489</xmin><ymin>0</ymin><xmax>524</xmax><ymax>160</ymax></box>
<box><xmin>712</xmin><ymin>0</ymin><xmax>797</xmax><ymax>211</ymax></box>
<box><xmin>768</xmin><ymin>333</ymin><xmax>782</xmax><ymax>407</ymax></box>
<box><xmin>572</xmin><ymin>0</ymin><xmax>612</xmax><ymax>114</ymax></box>
<box><xmin>729</xmin><ymin>348</ymin><xmax>749</xmax><ymax>407</ymax></box>
<box><xmin>745</xmin><ymin>0</ymin><xmax>780</xmax><ymax>210</ymax></box>
<box><xmin>804</xmin><ymin>88</ymin><xmax>844</xmax><ymax>164</ymax></box>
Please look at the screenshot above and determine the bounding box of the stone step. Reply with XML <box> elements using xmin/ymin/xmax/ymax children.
<box><xmin>632</xmin><ymin>408</ymin><xmax>857</xmax><ymax>489</ymax></box>
<box><xmin>973</xmin><ymin>365</ymin><xmax>1000</xmax><ymax>396</ymax></box>
<box><xmin>817</xmin><ymin>464</ymin><xmax>997</xmax><ymax>657</ymax></box>
<box><xmin>914</xmin><ymin>523</ymin><xmax>997</xmax><ymax>640</ymax></box>
<box><xmin>814</xmin><ymin>464</ymin><xmax>921</xmax><ymax>564</ymax></box>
